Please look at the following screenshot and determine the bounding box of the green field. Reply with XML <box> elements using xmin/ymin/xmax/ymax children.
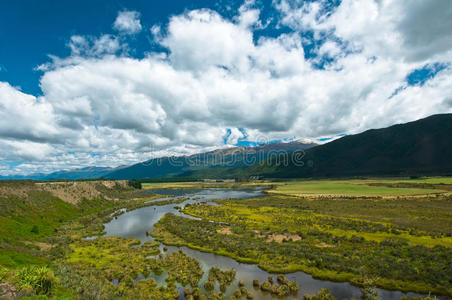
<box><xmin>142</xmin><ymin>177</ymin><xmax>452</xmax><ymax>197</ymax></box>
<box><xmin>267</xmin><ymin>178</ymin><xmax>449</xmax><ymax>196</ymax></box>
<box><xmin>382</xmin><ymin>177</ymin><xmax>452</xmax><ymax>184</ymax></box>
<box><xmin>141</xmin><ymin>181</ymin><xmax>272</xmax><ymax>190</ymax></box>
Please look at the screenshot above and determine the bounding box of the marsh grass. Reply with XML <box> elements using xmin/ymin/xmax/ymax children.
<box><xmin>152</xmin><ymin>190</ymin><xmax>452</xmax><ymax>296</ymax></box>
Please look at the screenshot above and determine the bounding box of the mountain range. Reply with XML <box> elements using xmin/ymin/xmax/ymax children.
<box><xmin>2</xmin><ymin>113</ymin><xmax>451</xmax><ymax>180</ymax></box>
<box><xmin>0</xmin><ymin>166</ymin><xmax>121</xmax><ymax>181</ymax></box>
<box><xmin>1</xmin><ymin>140</ymin><xmax>316</xmax><ymax>180</ymax></box>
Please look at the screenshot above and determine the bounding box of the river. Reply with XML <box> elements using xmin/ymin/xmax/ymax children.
<box><xmin>102</xmin><ymin>187</ymin><xmax>431</xmax><ymax>300</ymax></box>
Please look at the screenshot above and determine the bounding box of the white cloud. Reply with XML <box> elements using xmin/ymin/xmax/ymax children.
<box><xmin>0</xmin><ymin>1</ymin><xmax>452</xmax><ymax>175</ymax></box>
<box><xmin>162</xmin><ymin>9</ymin><xmax>254</xmax><ymax>72</ymax></box>
<box><xmin>113</xmin><ymin>11</ymin><xmax>142</xmax><ymax>34</ymax></box>
<box><xmin>275</xmin><ymin>0</ymin><xmax>452</xmax><ymax>62</ymax></box>
<box><xmin>68</xmin><ymin>34</ymin><xmax>122</xmax><ymax>57</ymax></box>
<box><xmin>1</xmin><ymin>140</ymin><xmax>54</xmax><ymax>161</ymax></box>
<box><xmin>236</xmin><ymin>0</ymin><xmax>262</xmax><ymax>29</ymax></box>
<box><xmin>0</xmin><ymin>82</ymin><xmax>60</xmax><ymax>143</ymax></box>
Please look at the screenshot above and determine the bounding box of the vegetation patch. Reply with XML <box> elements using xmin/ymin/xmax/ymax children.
<box><xmin>150</xmin><ymin>192</ymin><xmax>452</xmax><ymax>296</ymax></box>
<box><xmin>204</xmin><ymin>267</ymin><xmax>236</xmax><ymax>293</ymax></box>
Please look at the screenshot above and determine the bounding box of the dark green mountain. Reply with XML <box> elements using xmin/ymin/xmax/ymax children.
<box><xmin>242</xmin><ymin>113</ymin><xmax>452</xmax><ymax>178</ymax></box>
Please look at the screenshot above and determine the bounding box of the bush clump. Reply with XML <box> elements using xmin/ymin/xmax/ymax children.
<box><xmin>16</xmin><ymin>266</ymin><xmax>55</xmax><ymax>295</ymax></box>
<box><xmin>310</xmin><ymin>288</ymin><xmax>336</xmax><ymax>300</ymax></box>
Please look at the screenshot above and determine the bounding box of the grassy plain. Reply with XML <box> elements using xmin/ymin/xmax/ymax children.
<box><xmin>267</xmin><ymin>179</ymin><xmax>448</xmax><ymax>197</ymax></box>
<box><xmin>382</xmin><ymin>177</ymin><xmax>452</xmax><ymax>184</ymax></box>
<box><xmin>141</xmin><ymin>181</ymin><xmax>273</xmax><ymax>190</ymax></box>
<box><xmin>142</xmin><ymin>176</ymin><xmax>452</xmax><ymax>197</ymax></box>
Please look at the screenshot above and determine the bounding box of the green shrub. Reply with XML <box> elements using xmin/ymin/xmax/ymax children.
<box><xmin>30</xmin><ymin>225</ymin><xmax>39</xmax><ymax>235</ymax></box>
<box><xmin>203</xmin><ymin>280</ymin><xmax>214</xmax><ymax>291</ymax></box>
<box><xmin>127</xmin><ymin>180</ymin><xmax>142</xmax><ymax>189</ymax></box>
<box><xmin>311</xmin><ymin>288</ymin><xmax>336</xmax><ymax>300</ymax></box>
<box><xmin>0</xmin><ymin>265</ymin><xmax>8</xmax><ymax>281</ymax></box>
<box><xmin>16</xmin><ymin>266</ymin><xmax>55</xmax><ymax>295</ymax></box>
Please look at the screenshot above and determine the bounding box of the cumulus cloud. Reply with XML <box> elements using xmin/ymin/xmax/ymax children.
<box><xmin>162</xmin><ymin>9</ymin><xmax>254</xmax><ymax>72</ymax></box>
<box><xmin>1</xmin><ymin>1</ymin><xmax>452</xmax><ymax>175</ymax></box>
<box><xmin>275</xmin><ymin>0</ymin><xmax>452</xmax><ymax>62</ymax></box>
<box><xmin>113</xmin><ymin>11</ymin><xmax>142</xmax><ymax>34</ymax></box>
<box><xmin>0</xmin><ymin>82</ymin><xmax>60</xmax><ymax>143</ymax></box>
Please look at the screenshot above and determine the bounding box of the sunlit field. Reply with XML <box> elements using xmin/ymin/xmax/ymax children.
<box><xmin>265</xmin><ymin>178</ymin><xmax>450</xmax><ymax>197</ymax></box>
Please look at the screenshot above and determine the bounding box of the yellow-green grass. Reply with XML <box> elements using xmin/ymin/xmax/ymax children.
<box><xmin>267</xmin><ymin>180</ymin><xmax>446</xmax><ymax>196</ymax></box>
<box><xmin>142</xmin><ymin>182</ymin><xmax>203</xmax><ymax>189</ymax></box>
<box><xmin>377</xmin><ymin>176</ymin><xmax>452</xmax><ymax>184</ymax></box>
<box><xmin>67</xmin><ymin>237</ymin><xmax>153</xmax><ymax>268</ymax></box>
<box><xmin>183</xmin><ymin>203</ymin><xmax>452</xmax><ymax>248</ymax></box>
<box><xmin>325</xmin><ymin>176</ymin><xmax>452</xmax><ymax>185</ymax></box>
<box><xmin>142</xmin><ymin>181</ymin><xmax>275</xmax><ymax>190</ymax></box>
<box><xmin>143</xmin><ymin>178</ymin><xmax>452</xmax><ymax>196</ymax></box>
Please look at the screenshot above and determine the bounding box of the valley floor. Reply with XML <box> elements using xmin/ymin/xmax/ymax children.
<box><xmin>151</xmin><ymin>177</ymin><xmax>452</xmax><ymax>297</ymax></box>
<box><xmin>0</xmin><ymin>177</ymin><xmax>451</xmax><ymax>299</ymax></box>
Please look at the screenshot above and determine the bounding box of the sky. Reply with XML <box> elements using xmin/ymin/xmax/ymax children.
<box><xmin>0</xmin><ymin>0</ymin><xmax>452</xmax><ymax>175</ymax></box>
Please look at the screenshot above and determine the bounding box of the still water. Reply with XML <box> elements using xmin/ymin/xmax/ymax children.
<box><xmin>103</xmin><ymin>188</ymin><xmax>430</xmax><ymax>300</ymax></box>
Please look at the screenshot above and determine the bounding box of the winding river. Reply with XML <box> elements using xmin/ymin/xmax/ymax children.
<box><xmin>103</xmin><ymin>188</ymin><xmax>430</xmax><ymax>300</ymax></box>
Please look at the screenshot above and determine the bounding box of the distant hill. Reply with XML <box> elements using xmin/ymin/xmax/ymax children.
<box><xmin>0</xmin><ymin>140</ymin><xmax>316</xmax><ymax>181</ymax></box>
<box><xmin>240</xmin><ymin>114</ymin><xmax>452</xmax><ymax>178</ymax></box>
<box><xmin>0</xmin><ymin>166</ymin><xmax>125</xmax><ymax>181</ymax></box>
<box><xmin>104</xmin><ymin>140</ymin><xmax>317</xmax><ymax>180</ymax></box>
<box><xmin>42</xmin><ymin>166</ymin><xmax>125</xmax><ymax>180</ymax></box>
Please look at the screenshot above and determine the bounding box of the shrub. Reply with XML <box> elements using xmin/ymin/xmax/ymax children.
<box><xmin>0</xmin><ymin>266</ymin><xmax>9</xmax><ymax>282</ymax></box>
<box><xmin>30</xmin><ymin>225</ymin><xmax>39</xmax><ymax>235</ymax></box>
<box><xmin>127</xmin><ymin>180</ymin><xmax>142</xmax><ymax>189</ymax></box>
<box><xmin>234</xmin><ymin>289</ymin><xmax>242</xmax><ymax>297</ymax></box>
<box><xmin>16</xmin><ymin>266</ymin><xmax>55</xmax><ymax>295</ymax></box>
<box><xmin>311</xmin><ymin>288</ymin><xmax>335</xmax><ymax>300</ymax></box>
<box><xmin>380</xmin><ymin>237</ymin><xmax>409</xmax><ymax>247</ymax></box>
<box><xmin>260</xmin><ymin>281</ymin><xmax>272</xmax><ymax>291</ymax></box>
<box><xmin>203</xmin><ymin>280</ymin><xmax>214</xmax><ymax>291</ymax></box>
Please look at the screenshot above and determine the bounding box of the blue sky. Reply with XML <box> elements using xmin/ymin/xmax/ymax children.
<box><xmin>0</xmin><ymin>0</ymin><xmax>284</xmax><ymax>95</ymax></box>
<box><xmin>0</xmin><ymin>0</ymin><xmax>451</xmax><ymax>175</ymax></box>
<box><xmin>0</xmin><ymin>0</ymin><xmax>216</xmax><ymax>95</ymax></box>
<box><xmin>0</xmin><ymin>0</ymin><xmax>348</xmax><ymax>96</ymax></box>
